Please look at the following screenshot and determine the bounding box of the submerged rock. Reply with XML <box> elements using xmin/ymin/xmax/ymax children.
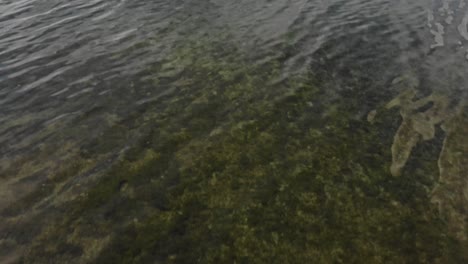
<box><xmin>386</xmin><ymin>89</ymin><xmax>452</xmax><ymax>176</ymax></box>
<box><xmin>432</xmin><ymin>104</ymin><xmax>468</xmax><ymax>241</ymax></box>
<box><xmin>383</xmin><ymin>76</ymin><xmax>467</xmax><ymax>241</ymax></box>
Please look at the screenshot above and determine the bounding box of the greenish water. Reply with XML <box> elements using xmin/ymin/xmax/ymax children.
<box><xmin>1</xmin><ymin>0</ymin><xmax>467</xmax><ymax>263</ymax></box>
<box><xmin>2</xmin><ymin>35</ymin><xmax>466</xmax><ymax>263</ymax></box>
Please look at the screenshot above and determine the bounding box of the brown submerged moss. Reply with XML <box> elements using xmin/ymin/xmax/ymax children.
<box><xmin>9</xmin><ymin>36</ymin><xmax>467</xmax><ymax>263</ymax></box>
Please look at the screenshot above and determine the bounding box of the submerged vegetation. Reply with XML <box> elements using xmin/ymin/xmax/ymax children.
<box><xmin>2</xmin><ymin>35</ymin><xmax>466</xmax><ymax>263</ymax></box>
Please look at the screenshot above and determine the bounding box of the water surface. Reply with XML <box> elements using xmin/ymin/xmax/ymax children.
<box><xmin>1</xmin><ymin>0</ymin><xmax>467</xmax><ymax>262</ymax></box>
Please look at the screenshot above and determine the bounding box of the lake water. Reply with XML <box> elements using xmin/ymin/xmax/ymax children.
<box><xmin>1</xmin><ymin>0</ymin><xmax>467</xmax><ymax>262</ymax></box>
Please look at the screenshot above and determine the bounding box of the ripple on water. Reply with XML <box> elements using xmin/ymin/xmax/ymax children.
<box><xmin>0</xmin><ymin>0</ymin><xmax>467</xmax><ymax>262</ymax></box>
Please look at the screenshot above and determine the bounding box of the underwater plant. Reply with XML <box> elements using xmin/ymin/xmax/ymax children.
<box><xmin>2</xmin><ymin>35</ymin><xmax>466</xmax><ymax>264</ymax></box>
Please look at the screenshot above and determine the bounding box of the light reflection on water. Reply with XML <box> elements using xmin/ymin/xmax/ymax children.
<box><xmin>0</xmin><ymin>0</ymin><xmax>466</xmax><ymax>158</ymax></box>
<box><xmin>0</xmin><ymin>0</ymin><xmax>467</xmax><ymax>261</ymax></box>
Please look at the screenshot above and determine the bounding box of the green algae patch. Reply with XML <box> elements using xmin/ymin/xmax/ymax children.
<box><xmin>17</xmin><ymin>36</ymin><xmax>467</xmax><ymax>263</ymax></box>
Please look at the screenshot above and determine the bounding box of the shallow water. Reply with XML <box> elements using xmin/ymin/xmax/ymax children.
<box><xmin>1</xmin><ymin>0</ymin><xmax>467</xmax><ymax>157</ymax></box>
<box><xmin>0</xmin><ymin>0</ymin><xmax>467</xmax><ymax>262</ymax></box>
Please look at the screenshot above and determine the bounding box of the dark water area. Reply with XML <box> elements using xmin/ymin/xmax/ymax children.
<box><xmin>0</xmin><ymin>0</ymin><xmax>467</xmax><ymax>263</ymax></box>
<box><xmin>1</xmin><ymin>0</ymin><xmax>467</xmax><ymax>156</ymax></box>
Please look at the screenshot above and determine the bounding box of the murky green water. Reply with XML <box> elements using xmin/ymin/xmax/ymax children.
<box><xmin>0</xmin><ymin>0</ymin><xmax>467</xmax><ymax>263</ymax></box>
